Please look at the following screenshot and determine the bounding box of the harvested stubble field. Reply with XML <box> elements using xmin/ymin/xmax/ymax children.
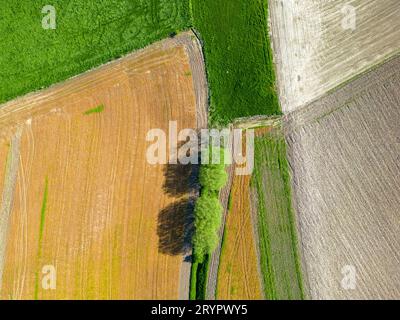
<box><xmin>269</xmin><ymin>0</ymin><xmax>400</xmax><ymax>113</ymax></box>
<box><xmin>216</xmin><ymin>132</ymin><xmax>264</xmax><ymax>300</ymax></box>
<box><xmin>285</xmin><ymin>55</ymin><xmax>400</xmax><ymax>299</ymax></box>
<box><xmin>0</xmin><ymin>33</ymin><xmax>207</xmax><ymax>300</ymax></box>
<box><xmin>0</xmin><ymin>142</ymin><xmax>10</xmax><ymax>200</ymax></box>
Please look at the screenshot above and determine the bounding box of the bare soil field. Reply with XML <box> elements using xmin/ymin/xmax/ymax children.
<box><xmin>0</xmin><ymin>32</ymin><xmax>207</xmax><ymax>300</ymax></box>
<box><xmin>285</xmin><ymin>55</ymin><xmax>400</xmax><ymax>299</ymax></box>
<box><xmin>269</xmin><ymin>0</ymin><xmax>400</xmax><ymax>113</ymax></box>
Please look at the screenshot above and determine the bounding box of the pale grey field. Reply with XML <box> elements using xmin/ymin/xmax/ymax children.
<box><xmin>285</xmin><ymin>55</ymin><xmax>400</xmax><ymax>299</ymax></box>
<box><xmin>269</xmin><ymin>0</ymin><xmax>400</xmax><ymax>113</ymax></box>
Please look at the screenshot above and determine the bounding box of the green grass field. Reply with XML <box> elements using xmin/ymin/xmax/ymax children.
<box><xmin>251</xmin><ymin>129</ymin><xmax>305</xmax><ymax>300</ymax></box>
<box><xmin>0</xmin><ymin>0</ymin><xmax>190</xmax><ymax>104</ymax></box>
<box><xmin>192</xmin><ymin>0</ymin><xmax>281</xmax><ymax>125</ymax></box>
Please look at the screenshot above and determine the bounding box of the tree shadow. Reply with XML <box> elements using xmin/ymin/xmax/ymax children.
<box><xmin>162</xmin><ymin>138</ymin><xmax>199</xmax><ymax>197</ymax></box>
<box><xmin>162</xmin><ymin>163</ymin><xmax>199</xmax><ymax>196</ymax></box>
<box><xmin>157</xmin><ymin>199</ymin><xmax>195</xmax><ymax>256</ymax></box>
<box><xmin>158</xmin><ymin>139</ymin><xmax>200</xmax><ymax>255</ymax></box>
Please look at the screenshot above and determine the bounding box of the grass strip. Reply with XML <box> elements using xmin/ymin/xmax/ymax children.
<box><xmin>189</xmin><ymin>261</ymin><xmax>198</xmax><ymax>300</ymax></box>
<box><xmin>189</xmin><ymin>253</ymin><xmax>210</xmax><ymax>300</ymax></box>
<box><xmin>251</xmin><ymin>130</ymin><xmax>305</xmax><ymax>300</ymax></box>
<box><xmin>84</xmin><ymin>104</ymin><xmax>105</xmax><ymax>115</ymax></box>
<box><xmin>34</xmin><ymin>177</ymin><xmax>49</xmax><ymax>300</ymax></box>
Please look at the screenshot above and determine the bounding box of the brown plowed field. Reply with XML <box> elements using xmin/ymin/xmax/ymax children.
<box><xmin>285</xmin><ymin>55</ymin><xmax>400</xmax><ymax>299</ymax></box>
<box><xmin>0</xmin><ymin>32</ymin><xmax>207</xmax><ymax>300</ymax></box>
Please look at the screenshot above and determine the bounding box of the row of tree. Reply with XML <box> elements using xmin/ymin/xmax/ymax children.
<box><xmin>192</xmin><ymin>147</ymin><xmax>228</xmax><ymax>262</ymax></box>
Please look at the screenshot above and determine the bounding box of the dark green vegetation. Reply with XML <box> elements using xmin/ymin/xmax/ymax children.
<box><xmin>0</xmin><ymin>0</ymin><xmax>190</xmax><ymax>104</ymax></box>
<box><xmin>192</xmin><ymin>0</ymin><xmax>281</xmax><ymax>125</ymax></box>
<box><xmin>189</xmin><ymin>255</ymin><xmax>210</xmax><ymax>300</ymax></box>
<box><xmin>251</xmin><ymin>130</ymin><xmax>305</xmax><ymax>300</ymax></box>
<box><xmin>84</xmin><ymin>104</ymin><xmax>105</xmax><ymax>115</ymax></box>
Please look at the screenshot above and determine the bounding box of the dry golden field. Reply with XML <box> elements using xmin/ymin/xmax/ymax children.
<box><xmin>216</xmin><ymin>172</ymin><xmax>263</xmax><ymax>300</ymax></box>
<box><xmin>0</xmin><ymin>32</ymin><xmax>207</xmax><ymax>300</ymax></box>
<box><xmin>215</xmin><ymin>128</ymin><xmax>277</xmax><ymax>300</ymax></box>
<box><xmin>0</xmin><ymin>142</ymin><xmax>9</xmax><ymax>200</ymax></box>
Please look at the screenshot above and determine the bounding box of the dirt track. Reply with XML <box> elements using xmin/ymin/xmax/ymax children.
<box><xmin>285</xmin><ymin>54</ymin><xmax>400</xmax><ymax>299</ymax></box>
<box><xmin>0</xmin><ymin>130</ymin><xmax>21</xmax><ymax>291</ymax></box>
<box><xmin>206</xmin><ymin>133</ymin><xmax>235</xmax><ymax>300</ymax></box>
<box><xmin>0</xmin><ymin>32</ymin><xmax>207</xmax><ymax>300</ymax></box>
<box><xmin>269</xmin><ymin>0</ymin><xmax>400</xmax><ymax>113</ymax></box>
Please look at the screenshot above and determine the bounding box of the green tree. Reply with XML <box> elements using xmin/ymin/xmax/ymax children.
<box><xmin>199</xmin><ymin>164</ymin><xmax>228</xmax><ymax>191</ymax></box>
<box><xmin>193</xmin><ymin>193</ymin><xmax>222</xmax><ymax>262</ymax></box>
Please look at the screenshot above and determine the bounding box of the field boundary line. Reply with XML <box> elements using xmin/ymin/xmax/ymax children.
<box><xmin>0</xmin><ymin>127</ymin><xmax>22</xmax><ymax>292</ymax></box>
<box><xmin>284</xmin><ymin>52</ymin><xmax>400</xmax><ymax>134</ymax></box>
<box><xmin>0</xmin><ymin>31</ymin><xmax>197</xmax><ymax>127</ymax></box>
<box><xmin>205</xmin><ymin>127</ymin><xmax>234</xmax><ymax>300</ymax></box>
<box><xmin>173</xmin><ymin>31</ymin><xmax>209</xmax><ymax>300</ymax></box>
<box><xmin>233</xmin><ymin>115</ymin><xmax>281</xmax><ymax>130</ymax></box>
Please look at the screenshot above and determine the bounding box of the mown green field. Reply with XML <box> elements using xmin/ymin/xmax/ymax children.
<box><xmin>0</xmin><ymin>0</ymin><xmax>190</xmax><ymax>104</ymax></box>
<box><xmin>192</xmin><ymin>0</ymin><xmax>281</xmax><ymax>125</ymax></box>
<box><xmin>251</xmin><ymin>129</ymin><xmax>305</xmax><ymax>300</ymax></box>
